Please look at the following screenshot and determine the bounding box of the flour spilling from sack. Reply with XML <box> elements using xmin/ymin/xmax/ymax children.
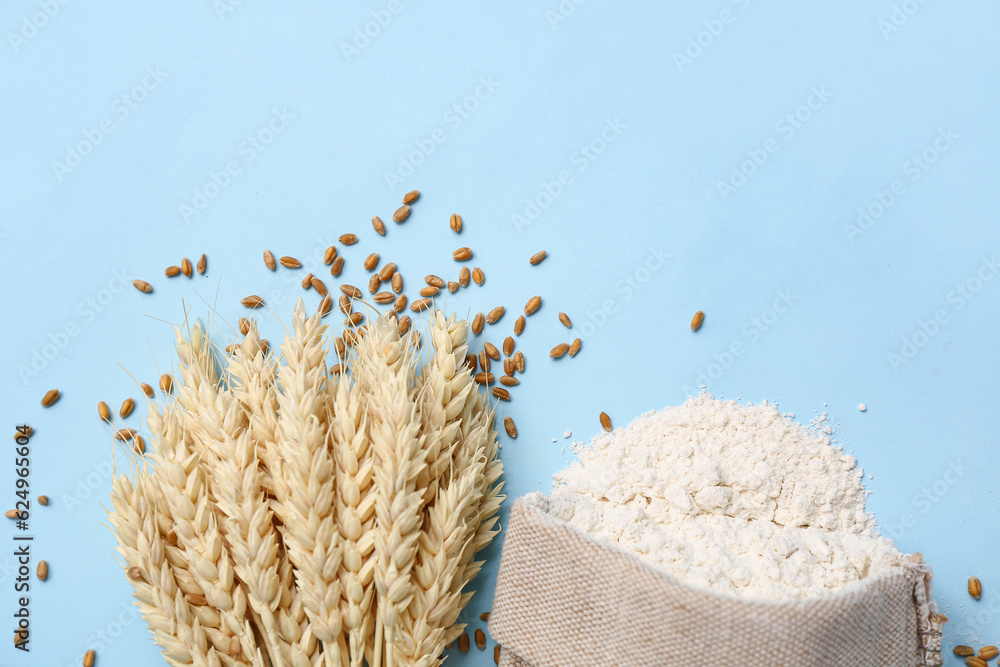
<box><xmin>528</xmin><ymin>394</ymin><xmax>901</xmax><ymax>601</ymax></box>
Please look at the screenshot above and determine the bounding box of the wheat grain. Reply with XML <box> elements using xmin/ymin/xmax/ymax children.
<box><xmin>393</xmin><ymin>206</ymin><xmax>411</xmax><ymax>223</ymax></box>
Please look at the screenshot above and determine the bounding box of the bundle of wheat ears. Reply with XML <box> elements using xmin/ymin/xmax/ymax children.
<box><xmin>108</xmin><ymin>301</ymin><xmax>504</xmax><ymax>667</ymax></box>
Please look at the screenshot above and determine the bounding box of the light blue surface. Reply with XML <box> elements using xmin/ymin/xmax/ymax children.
<box><xmin>2</xmin><ymin>1</ymin><xmax>999</xmax><ymax>664</ymax></box>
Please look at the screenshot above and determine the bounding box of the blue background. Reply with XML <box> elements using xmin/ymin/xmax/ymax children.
<box><xmin>2</xmin><ymin>1</ymin><xmax>999</xmax><ymax>664</ymax></box>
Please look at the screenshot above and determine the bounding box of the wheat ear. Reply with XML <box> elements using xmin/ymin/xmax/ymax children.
<box><xmin>273</xmin><ymin>300</ymin><xmax>346</xmax><ymax>666</ymax></box>
<box><xmin>157</xmin><ymin>327</ymin><xmax>260</xmax><ymax>663</ymax></box>
<box><xmin>228</xmin><ymin>323</ymin><xmax>319</xmax><ymax>667</ymax></box>
<box><xmin>147</xmin><ymin>400</ymin><xmax>233</xmax><ymax>643</ymax></box>
<box><xmin>369</xmin><ymin>316</ymin><xmax>426</xmax><ymax>667</ymax></box>
<box><xmin>331</xmin><ymin>330</ymin><xmax>381</xmax><ymax>667</ymax></box>
<box><xmin>396</xmin><ymin>311</ymin><xmax>497</xmax><ymax>667</ymax></box>
<box><xmin>109</xmin><ymin>470</ymin><xmax>226</xmax><ymax>666</ymax></box>
<box><xmin>211</xmin><ymin>346</ymin><xmax>288</xmax><ymax>666</ymax></box>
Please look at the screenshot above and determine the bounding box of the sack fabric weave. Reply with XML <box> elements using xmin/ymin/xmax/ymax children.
<box><xmin>489</xmin><ymin>499</ymin><xmax>945</xmax><ymax>667</ymax></box>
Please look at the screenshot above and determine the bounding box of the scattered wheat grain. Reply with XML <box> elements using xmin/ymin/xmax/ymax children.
<box><xmin>600</xmin><ymin>411</ymin><xmax>612</xmax><ymax>431</ymax></box>
<box><xmin>486</xmin><ymin>306</ymin><xmax>505</xmax><ymax>324</ymax></box>
<box><xmin>410</xmin><ymin>298</ymin><xmax>432</xmax><ymax>312</ymax></box>
<box><xmin>241</xmin><ymin>295</ymin><xmax>264</xmax><ymax>308</ymax></box>
<box><xmin>970</xmin><ymin>577</ymin><xmax>982</xmax><ymax>600</ymax></box>
<box><xmin>524</xmin><ymin>296</ymin><xmax>541</xmax><ymax>315</ymax></box>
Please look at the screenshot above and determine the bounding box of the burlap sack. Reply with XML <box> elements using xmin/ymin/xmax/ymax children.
<box><xmin>489</xmin><ymin>498</ymin><xmax>945</xmax><ymax>667</ymax></box>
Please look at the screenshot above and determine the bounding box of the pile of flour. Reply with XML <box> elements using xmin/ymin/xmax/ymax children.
<box><xmin>528</xmin><ymin>394</ymin><xmax>901</xmax><ymax>601</ymax></box>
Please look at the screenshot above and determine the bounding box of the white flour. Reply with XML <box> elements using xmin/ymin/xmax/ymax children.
<box><xmin>529</xmin><ymin>394</ymin><xmax>900</xmax><ymax>601</ymax></box>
